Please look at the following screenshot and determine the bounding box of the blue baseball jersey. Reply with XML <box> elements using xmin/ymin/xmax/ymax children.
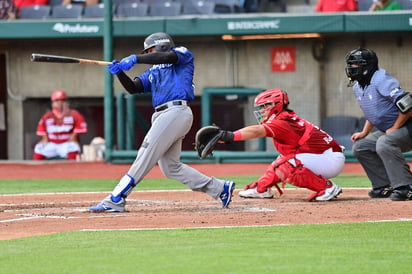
<box><xmin>352</xmin><ymin>69</ymin><xmax>404</xmax><ymax>132</ymax></box>
<box><xmin>136</xmin><ymin>46</ymin><xmax>195</xmax><ymax>108</ymax></box>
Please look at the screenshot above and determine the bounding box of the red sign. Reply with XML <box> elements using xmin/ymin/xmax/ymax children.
<box><xmin>271</xmin><ymin>47</ymin><xmax>296</xmax><ymax>72</ymax></box>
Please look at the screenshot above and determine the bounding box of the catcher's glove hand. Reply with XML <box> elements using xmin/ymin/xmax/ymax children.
<box><xmin>194</xmin><ymin>125</ymin><xmax>234</xmax><ymax>159</ymax></box>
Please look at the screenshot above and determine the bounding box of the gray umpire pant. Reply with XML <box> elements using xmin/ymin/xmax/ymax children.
<box><xmin>352</xmin><ymin>127</ymin><xmax>412</xmax><ymax>189</ymax></box>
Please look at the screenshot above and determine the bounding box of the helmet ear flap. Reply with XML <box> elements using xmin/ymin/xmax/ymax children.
<box><xmin>282</xmin><ymin>91</ymin><xmax>289</xmax><ymax>106</ymax></box>
<box><xmin>158</xmin><ymin>44</ymin><xmax>169</xmax><ymax>52</ymax></box>
<box><xmin>142</xmin><ymin>32</ymin><xmax>175</xmax><ymax>53</ymax></box>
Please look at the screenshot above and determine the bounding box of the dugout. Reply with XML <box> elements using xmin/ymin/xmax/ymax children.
<box><xmin>109</xmin><ymin>87</ymin><xmax>375</xmax><ymax>164</ymax></box>
<box><xmin>109</xmin><ymin>87</ymin><xmax>272</xmax><ymax>163</ymax></box>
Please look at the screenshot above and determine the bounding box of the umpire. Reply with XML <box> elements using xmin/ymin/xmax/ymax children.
<box><xmin>345</xmin><ymin>47</ymin><xmax>412</xmax><ymax>201</ymax></box>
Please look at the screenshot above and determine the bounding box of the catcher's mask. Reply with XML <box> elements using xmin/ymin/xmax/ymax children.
<box><xmin>254</xmin><ymin>89</ymin><xmax>289</xmax><ymax>124</ymax></box>
<box><xmin>345</xmin><ymin>48</ymin><xmax>378</xmax><ymax>82</ymax></box>
<box><xmin>142</xmin><ymin>32</ymin><xmax>175</xmax><ymax>54</ymax></box>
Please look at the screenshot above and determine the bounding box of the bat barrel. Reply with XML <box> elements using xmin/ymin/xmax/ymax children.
<box><xmin>31</xmin><ymin>53</ymin><xmax>80</xmax><ymax>63</ymax></box>
<box><xmin>31</xmin><ymin>53</ymin><xmax>111</xmax><ymax>65</ymax></box>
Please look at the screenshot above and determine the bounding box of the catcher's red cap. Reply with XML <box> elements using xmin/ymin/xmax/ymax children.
<box><xmin>51</xmin><ymin>90</ymin><xmax>68</xmax><ymax>101</ymax></box>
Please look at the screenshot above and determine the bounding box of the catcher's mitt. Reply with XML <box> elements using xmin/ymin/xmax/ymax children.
<box><xmin>195</xmin><ymin>125</ymin><xmax>222</xmax><ymax>159</ymax></box>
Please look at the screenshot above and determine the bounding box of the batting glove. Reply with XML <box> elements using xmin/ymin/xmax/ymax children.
<box><xmin>118</xmin><ymin>54</ymin><xmax>138</xmax><ymax>71</ymax></box>
<box><xmin>108</xmin><ymin>60</ymin><xmax>122</xmax><ymax>75</ymax></box>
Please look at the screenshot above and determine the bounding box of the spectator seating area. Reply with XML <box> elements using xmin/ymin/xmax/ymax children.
<box><xmin>358</xmin><ymin>0</ymin><xmax>412</xmax><ymax>10</ymax></box>
<box><xmin>16</xmin><ymin>0</ymin><xmax>339</xmax><ymax>19</ymax></box>
<box><xmin>18</xmin><ymin>0</ymin><xmax>247</xmax><ymax>19</ymax></box>
<box><xmin>14</xmin><ymin>0</ymin><xmax>412</xmax><ymax>19</ymax></box>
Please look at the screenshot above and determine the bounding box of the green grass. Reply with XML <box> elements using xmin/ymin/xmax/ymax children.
<box><xmin>0</xmin><ymin>173</ymin><xmax>370</xmax><ymax>194</ymax></box>
<box><xmin>1</xmin><ymin>222</ymin><xmax>411</xmax><ymax>274</ymax></box>
<box><xmin>3</xmin><ymin>173</ymin><xmax>406</xmax><ymax>274</ymax></box>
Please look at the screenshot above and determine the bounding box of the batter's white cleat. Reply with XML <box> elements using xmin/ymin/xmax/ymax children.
<box><xmin>89</xmin><ymin>196</ymin><xmax>126</xmax><ymax>213</ymax></box>
<box><xmin>315</xmin><ymin>183</ymin><xmax>342</xmax><ymax>201</ymax></box>
<box><xmin>238</xmin><ymin>187</ymin><xmax>274</xmax><ymax>199</ymax></box>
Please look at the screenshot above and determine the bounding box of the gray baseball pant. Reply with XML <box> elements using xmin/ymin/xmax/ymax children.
<box><xmin>352</xmin><ymin>127</ymin><xmax>412</xmax><ymax>189</ymax></box>
<box><xmin>126</xmin><ymin>105</ymin><xmax>224</xmax><ymax>199</ymax></box>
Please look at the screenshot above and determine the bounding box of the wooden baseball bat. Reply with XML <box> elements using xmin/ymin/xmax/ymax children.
<box><xmin>31</xmin><ymin>53</ymin><xmax>112</xmax><ymax>65</ymax></box>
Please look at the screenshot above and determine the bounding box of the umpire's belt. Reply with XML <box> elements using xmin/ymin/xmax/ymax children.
<box><xmin>155</xmin><ymin>100</ymin><xmax>187</xmax><ymax>112</ymax></box>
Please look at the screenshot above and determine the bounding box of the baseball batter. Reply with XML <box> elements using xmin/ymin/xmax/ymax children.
<box><xmin>201</xmin><ymin>88</ymin><xmax>345</xmax><ymax>201</ymax></box>
<box><xmin>33</xmin><ymin>90</ymin><xmax>87</xmax><ymax>160</ymax></box>
<box><xmin>89</xmin><ymin>32</ymin><xmax>235</xmax><ymax>213</ymax></box>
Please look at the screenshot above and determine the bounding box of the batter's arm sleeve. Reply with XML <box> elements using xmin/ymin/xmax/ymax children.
<box><xmin>116</xmin><ymin>72</ymin><xmax>144</xmax><ymax>94</ymax></box>
<box><xmin>136</xmin><ymin>51</ymin><xmax>178</xmax><ymax>64</ymax></box>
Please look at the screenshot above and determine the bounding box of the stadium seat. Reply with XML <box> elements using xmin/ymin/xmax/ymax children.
<box><xmin>51</xmin><ymin>4</ymin><xmax>84</xmax><ymax>19</ymax></box>
<box><xmin>322</xmin><ymin>115</ymin><xmax>359</xmax><ymax>151</ymax></box>
<box><xmin>182</xmin><ymin>0</ymin><xmax>216</xmax><ymax>15</ymax></box>
<box><xmin>399</xmin><ymin>0</ymin><xmax>412</xmax><ymax>9</ymax></box>
<box><xmin>322</xmin><ymin>115</ymin><xmax>359</xmax><ymax>136</ymax></box>
<box><xmin>357</xmin><ymin>0</ymin><xmax>374</xmax><ymax>11</ymax></box>
<box><xmin>19</xmin><ymin>5</ymin><xmax>51</xmax><ymax>19</ymax></box>
<box><xmin>258</xmin><ymin>0</ymin><xmax>287</xmax><ymax>13</ymax></box>
<box><xmin>113</xmin><ymin>0</ymin><xmax>132</xmax><ymax>6</ymax></box>
<box><xmin>149</xmin><ymin>1</ymin><xmax>183</xmax><ymax>16</ymax></box>
<box><xmin>141</xmin><ymin>0</ymin><xmax>166</xmax><ymax>4</ymax></box>
<box><xmin>212</xmin><ymin>0</ymin><xmax>241</xmax><ymax>13</ymax></box>
<box><xmin>49</xmin><ymin>0</ymin><xmax>64</xmax><ymax>6</ymax></box>
<box><xmin>116</xmin><ymin>2</ymin><xmax>149</xmax><ymax>17</ymax></box>
<box><xmin>83</xmin><ymin>3</ymin><xmax>105</xmax><ymax>18</ymax></box>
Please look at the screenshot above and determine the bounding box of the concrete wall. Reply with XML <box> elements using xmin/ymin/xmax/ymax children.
<box><xmin>2</xmin><ymin>32</ymin><xmax>412</xmax><ymax>159</ymax></box>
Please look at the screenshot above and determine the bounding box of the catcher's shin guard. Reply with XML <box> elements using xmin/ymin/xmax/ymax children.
<box><xmin>254</xmin><ymin>161</ymin><xmax>282</xmax><ymax>194</ymax></box>
<box><xmin>110</xmin><ymin>174</ymin><xmax>136</xmax><ymax>203</ymax></box>
<box><xmin>244</xmin><ymin>156</ymin><xmax>295</xmax><ymax>195</ymax></box>
<box><xmin>277</xmin><ymin>161</ymin><xmax>338</xmax><ymax>201</ymax></box>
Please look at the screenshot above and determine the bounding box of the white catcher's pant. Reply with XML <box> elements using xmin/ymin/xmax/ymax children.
<box><xmin>34</xmin><ymin>141</ymin><xmax>80</xmax><ymax>159</ymax></box>
<box><xmin>294</xmin><ymin>148</ymin><xmax>345</xmax><ymax>179</ymax></box>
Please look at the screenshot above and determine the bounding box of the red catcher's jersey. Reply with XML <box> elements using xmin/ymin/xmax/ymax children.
<box><xmin>262</xmin><ymin>111</ymin><xmax>341</xmax><ymax>155</ymax></box>
<box><xmin>36</xmin><ymin>109</ymin><xmax>88</xmax><ymax>144</ymax></box>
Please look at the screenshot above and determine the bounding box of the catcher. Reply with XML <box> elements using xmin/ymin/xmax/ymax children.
<box><xmin>195</xmin><ymin>88</ymin><xmax>345</xmax><ymax>201</ymax></box>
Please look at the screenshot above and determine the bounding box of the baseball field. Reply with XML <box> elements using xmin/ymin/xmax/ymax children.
<box><xmin>0</xmin><ymin>161</ymin><xmax>411</xmax><ymax>273</ymax></box>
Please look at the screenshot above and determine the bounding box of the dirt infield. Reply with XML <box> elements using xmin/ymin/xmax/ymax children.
<box><xmin>1</xmin><ymin>162</ymin><xmax>411</xmax><ymax>240</ymax></box>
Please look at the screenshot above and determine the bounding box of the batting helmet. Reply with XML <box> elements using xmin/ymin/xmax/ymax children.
<box><xmin>345</xmin><ymin>48</ymin><xmax>378</xmax><ymax>82</ymax></box>
<box><xmin>254</xmin><ymin>89</ymin><xmax>289</xmax><ymax>124</ymax></box>
<box><xmin>142</xmin><ymin>32</ymin><xmax>175</xmax><ymax>53</ymax></box>
<box><xmin>51</xmin><ymin>90</ymin><xmax>68</xmax><ymax>101</ymax></box>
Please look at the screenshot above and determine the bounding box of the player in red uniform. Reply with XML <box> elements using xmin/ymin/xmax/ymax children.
<box><xmin>314</xmin><ymin>0</ymin><xmax>358</xmax><ymax>12</ymax></box>
<box><xmin>219</xmin><ymin>89</ymin><xmax>345</xmax><ymax>201</ymax></box>
<box><xmin>33</xmin><ymin>90</ymin><xmax>88</xmax><ymax>160</ymax></box>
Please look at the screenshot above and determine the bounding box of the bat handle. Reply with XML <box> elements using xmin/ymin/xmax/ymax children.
<box><xmin>79</xmin><ymin>59</ymin><xmax>112</xmax><ymax>65</ymax></box>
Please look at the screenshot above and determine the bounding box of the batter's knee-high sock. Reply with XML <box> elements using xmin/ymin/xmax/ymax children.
<box><xmin>67</xmin><ymin>151</ymin><xmax>78</xmax><ymax>160</ymax></box>
<box><xmin>110</xmin><ymin>174</ymin><xmax>136</xmax><ymax>203</ymax></box>
<box><xmin>33</xmin><ymin>153</ymin><xmax>46</xmax><ymax>160</ymax></box>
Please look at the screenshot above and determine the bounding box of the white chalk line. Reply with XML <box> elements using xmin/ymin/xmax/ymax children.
<box><xmin>0</xmin><ymin>188</ymin><xmax>395</xmax><ymax>226</ymax></box>
<box><xmin>0</xmin><ymin>207</ymin><xmax>276</xmax><ymax>223</ymax></box>
<box><xmin>0</xmin><ymin>189</ymin><xmax>193</xmax><ymax>197</ymax></box>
